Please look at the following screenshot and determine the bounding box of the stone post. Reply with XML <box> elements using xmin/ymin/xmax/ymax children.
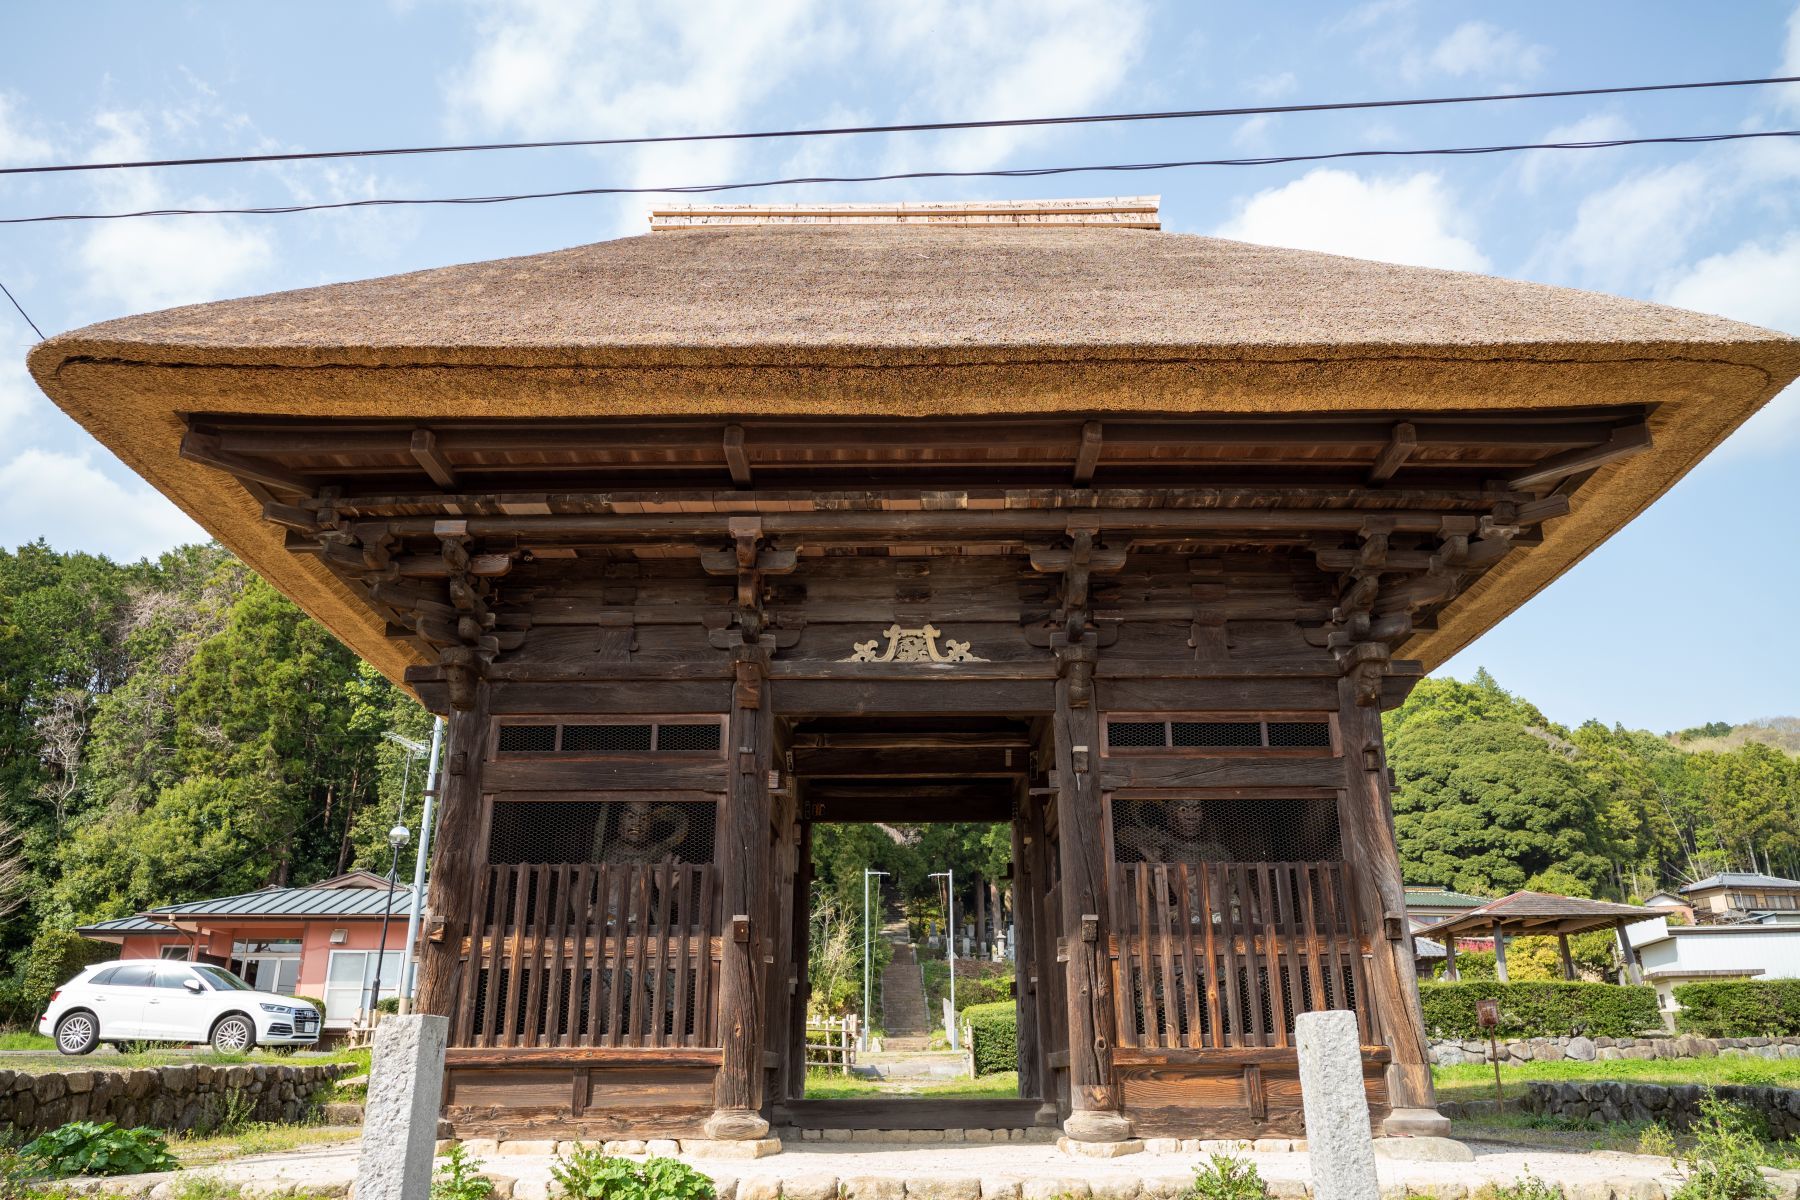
<box><xmin>356</xmin><ymin>1014</ymin><xmax>448</xmax><ymax>1200</ymax></box>
<box><xmin>1296</xmin><ymin>1011</ymin><xmax>1379</xmax><ymax>1200</ymax></box>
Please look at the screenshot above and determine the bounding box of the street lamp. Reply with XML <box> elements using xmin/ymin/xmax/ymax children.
<box><xmin>928</xmin><ymin>869</ymin><xmax>957</xmax><ymax>1049</ymax></box>
<box><xmin>369</xmin><ymin>822</ymin><xmax>411</xmax><ymax>1016</ymax></box>
<box><xmin>389</xmin><ymin>721</ymin><xmax>445</xmax><ymax>1012</ymax></box>
<box><xmin>862</xmin><ymin>869</ymin><xmax>889</xmax><ymax>1050</ymax></box>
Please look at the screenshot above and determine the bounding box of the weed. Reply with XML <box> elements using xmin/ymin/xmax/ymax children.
<box><xmin>18</xmin><ymin>1122</ymin><xmax>178</xmax><ymax>1178</ymax></box>
<box><xmin>1671</xmin><ymin>1096</ymin><xmax>1774</xmax><ymax>1200</ymax></box>
<box><xmin>550</xmin><ymin>1150</ymin><xmax>715</xmax><ymax>1200</ymax></box>
<box><xmin>1474</xmin><ymin>1167</ymin><xmax>1563</xmax><ymax>1200</ymax></box>
<box><xmin>1185</xmin><ymin>1152</ymin><xmax>1267</xmax><ymax>1200</ymax></box>
<box><xmin>1639</xmin><ymin>1124</ymin><xmax>1678</xmax><ymax>1161</ymax></box>
<box><xmin>431</xmin><ymin>1144</ymin><xmax>494</xmax><ymax>1200</ymax></box>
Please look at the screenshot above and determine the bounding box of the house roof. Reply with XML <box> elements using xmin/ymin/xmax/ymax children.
<box><xmin>1680</xmin><ymin>872</ymin><xmax>1800</xmax><ymax>894</ymax></box>
<box><xmin>76</xmin><ymin>914</ymin><xmax>176</xmax><ymax>938</ymax></box>
<box><xmin>1428</xmin><ymin>890</ymin><xmax>1663</xmax><ymax>938</ymax></box>
<box><xmin>143</xmin><ymin>881</ymin><xmax>417</xmax><ymax>923</ymax></box>
<box><xmin>1405</xmin><ymin>886</ymin><xmax>1488</xmax><ymax>910</ymax></box>
<box><xmin>26</xmin><ymin>201</ymin><xmax>1800</xmax><ymax>683</ymax></box>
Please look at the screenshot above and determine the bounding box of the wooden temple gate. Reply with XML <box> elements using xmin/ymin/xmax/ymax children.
<box><xmin>37</xmin><ymin>197</ymin><xmax>1779</xmax><ymax>1143</ymax></box>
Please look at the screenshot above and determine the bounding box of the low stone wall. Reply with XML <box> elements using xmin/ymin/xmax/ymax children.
<box><xmin>1521</xmin><ymin>1079</ymin><xmax>1800</xmax><ymax>1138</ymax></box>
<box><xmin>0</xmin><ymin>1062</ymin><xmax>355</xmax><ymax>1136</ymax></box>
<box><xmin>1428</xmin><ymin>1033</ymin><xmax>1800</xmax><ymax>1066</ymax></box>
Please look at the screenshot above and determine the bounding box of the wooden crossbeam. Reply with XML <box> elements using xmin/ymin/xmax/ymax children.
<box><xmin>409</xmin><ymin>429</ymin><xmax>458</xmax><ymax>488</ymax></box>
<box><xmin>1508</xmin><ymin>423</ymin><xmax>1650</xmax><ymax>489</ymax></box>
<box><xmin>723</xmin><ymin>425</ymin><xmax>751</xmax><ymax>486</ymax></box>
<box><xmin>1368</xmin><ymin>422</ymin><xmax>1417</xmax><ymax>483</ymax></box>
<box><xmin>179</xmin><ymin>432</ymin><xmax>311</xmax><ymax>495</ymax></box>
<box><xmin>1074</xmin><ymin>421</ymin><xmax>1103</xmax><ymax>486</ymax></box>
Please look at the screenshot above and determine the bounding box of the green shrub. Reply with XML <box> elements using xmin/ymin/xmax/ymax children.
<box><xmin>1418</xmin><ymin>981</ymin><xmax>1659</xmax><ymax>1039</ymax></box>
<box><xmin>963</xmin><ymin>1001</ymin><xmax>1017</xmax><ymax>1077</ymax></box>
<box><xmin>1476</xmin><ymin>1169</ymin><xmax>1563</xmax><ymax>1200</ymax></box>
<box><xmin>921</xmin><ymin>959</ymin><xmax>1013</xmax><ymax>1017</ymax></box>
<box><xmin>432</xmin><ymin>1144</ymin><xmax>495</xmax><ymax>1200</ymax></box>
<box><xmin>550</xmin><ymin>1149</ymin><xmax>714</xmax><ymax>1200</ymax></box>
<box><xmin>374</xmin><ymin>997</ymin><xmax>401</xmax><ymax>1015</ymax></box>
<box><xmin>1185</xmin><ymin>1152</ymin><xmax>1267</xmax><ymax>1200</ymax></box>
<box><xmin>20</xmin><ymin>1121</ymin><xmax>179</xmax><ymax>1178</ymax></box>
<box><xmin>1671</xmin><ymin>1095</ymin><xmax>1773</xmax><ymax>1200</ymax></box>
<box><xmin>1672</xmin><ymin>981</ymin><xmax>1800</xmax><ymax>1038</ymax></box>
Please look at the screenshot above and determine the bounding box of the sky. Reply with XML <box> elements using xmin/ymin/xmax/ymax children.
<box><xmin>0</xmin><ymin>1</ymin><xmax>1797</xmax><ymax>734</ymax></box>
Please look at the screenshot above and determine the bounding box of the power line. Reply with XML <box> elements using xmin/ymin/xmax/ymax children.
<box><xmin>3</xmin><ymin>74</ymin><xmax>1797</xmax><ymax>178</ymax></box>
<box><xmin>2</xmin><ymin>127</ymin><xmax>1794</xmax><ymax>226</ymax></box>
<box><xmin>0</xmin><ymin>276</ymin><xmax>43</xmax><ymax>339</ymax></box>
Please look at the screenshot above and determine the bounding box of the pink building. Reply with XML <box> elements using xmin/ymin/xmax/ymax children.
<box><xmin>75</xmin><ymin>871</ymin><xmax>416</xmax><ymax>1033</ymax></box>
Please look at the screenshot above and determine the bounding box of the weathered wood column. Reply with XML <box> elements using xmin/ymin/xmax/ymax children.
<box><xmin>707</xmin><ymin>646</ymin><xmax>775</xmax><ymax>1140</ymax></box>
<box><xmin>1336</xmin><ymin>675</ymin><xmax>1449</xmax><ymax>1137</ymax></box>
<box><xmin>1053</xmin><ymin>634</ymin><xmax>1131</xmax><ymax>1142</ymax></box>
<box><xmin>415</xmin><ymin>687</ymin><xmax>491</xmax><ymax>1024</ymax></box>
<box><xmin>1010</xmin><ymin>800</ymin><xmax>1042</xmax><ymax>1098</ymax></box>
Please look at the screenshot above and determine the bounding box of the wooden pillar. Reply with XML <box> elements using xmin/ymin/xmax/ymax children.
<box><xmin>1493</xmin><ymin>921</ymin><xmax>1509</xmax><ymax>982</ymax></box>
<box><xmin>1027</xmin><ymin>792</ymin><xmax>1061</xmax><ymax>1117</ymax></box>
<box><xmin>786</xmin><ymin>820</ymin><xmax>814</xmax><ymax>1101</ymax></box>
<box><xmin>1011</xmin><ymin>800</ymin><xmax>1042</xmax><ymax>1098</ymax></box>
<box><xmin>1616</xmin><ymin>926</ymin><xmax>1645</xmax><ymax>985</ymax></box>
<box><xmin>1054</xmin><ymin>644</ymin><xmax>1130</xmax><ymax>1142</ymax></box>
<box><xmin>708</xmin><ymin>653</ymin><xmax>774</xmax><ymax>1140</ymax></box>
<box><xmin>992</xmin><ymin>880</ymin><xmax>1006</xmax><ymax>957</ymax></box>
<box><xmin>415</xmin><ymin>689</ymin><xmax>491</xmax><ymax>1026</ymax></box>
<box><xmin>1336</xmin><ymin>677</ymin><xmax>1448</xmax><ymax>1137</ymax></box>
<box><xmin>1558</xmin><ymin>932</ymin><xmax>1575</xmax><ymax>981</ymax></box>
<box><xmin>1443</xmin><ymin>935</ymin><xmax>1459</xmax><ymax>982</ymax></box>
<box><xmin>973</xmin><ymin>874</ymin><xmax>987</xmax><ymax>956</ymax></box>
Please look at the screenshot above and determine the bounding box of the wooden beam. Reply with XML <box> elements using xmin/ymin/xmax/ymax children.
<box><xmin>1074</xmin><ymin>421</ymin><xmax>1103</xmax><ymax>486</ymax></box>
<box><xmin>1493</xmin><ymin>920</ymin><xmax>1509</xmax><ymax>983</ymax></box>
<box><xmin>1369</xmin><ymin>423</ymin><xmax>1417</xmax><ymax>484</ymax></box>
<box><xmin>179</xmin><ymin>432</ymin><xmax>311</xmax><ymax>495</ymax></box>
<box><xmin>723</xmin><ymin>425</ymin><xmax>751</xmax><ymax>486</ymax></box>
<box><xmin>410</xmin><ymin>429</ymin><xmax>459</xmax><ymax>489</ymax></box>
<box><xmin>1508</xmin><ymin>424</ymin><xmax>1650</xmax><ymax>490</ymax></box>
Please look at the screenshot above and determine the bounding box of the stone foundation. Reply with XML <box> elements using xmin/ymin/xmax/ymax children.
<box><xmin>0</xmin><ymin>1062</ymin><xmax>354</xmax><ymax>1137</ymax></box>
<box><xmin>1521</xmin><ymin>1079</ymin><xmax>1800</xmax><ymax>1138</ymax></box>
<box><xmin>1427</xmin><ymin>1034</ymin><xmax>1800</xmax><ymax>1067</ymax></box>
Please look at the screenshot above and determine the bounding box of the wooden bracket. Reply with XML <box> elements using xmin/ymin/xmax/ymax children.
<box><xmin>1383</xmin><ymin>916</ymin><xmax>1407</xmax><ymax>941</ymax></box>
<box><xmin>1081</xmin><ymin>914</ymin><xmax>1100</xmax><ymax>943</ymax></box>
<box><xmin>731</xmin><ymin>915</ymin><xmax>752</xmax><ymax>943</ymax></box>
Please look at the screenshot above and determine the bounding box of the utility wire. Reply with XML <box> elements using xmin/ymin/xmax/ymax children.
<box><xmin>0</xmin><ymin>277</ymin><xmax>43</xmax><ymax>339</ymax></box>
<box><xmin>3</xmin><ymin>127</ymin><xmax>1794</xmax><ymax>226</ymax></box>
<box><xmin>2</xmin><ymin>74</ymin><xmax>1797</xmax><ymax>178</ymax></box>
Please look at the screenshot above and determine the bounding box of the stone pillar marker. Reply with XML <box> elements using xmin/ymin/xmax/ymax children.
<box><xmin>357</xmin><ymin>1014</ymin><xmax>448</xmax><ymax>1200</ymax></box>
<box><xmin>1296</xmin><ymin>1011</ymin><xmax>1379</xmax><ymax>1200</ymax></box>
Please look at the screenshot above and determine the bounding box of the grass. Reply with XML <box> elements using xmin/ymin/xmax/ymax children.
<box><xmin>172</xmin><ymin>1121</ymin><xmax>362</xmax><ymax>1167</ymax></box>
<box><xmin>0</xmin><ymin>1031</ymin><xmax>54</xmax><ymax>1050</ymax></box>
<box><xmin>1433</xmin><ymin>1055</ymin><xmax>1800</xmax><ymax>1107</ymax></box>
<box><xmin>0</xmin><ymin>1043</ymin><xmax>371</xmax><ymax>1076</ymax></box>
<box><xmin>804</xmin><ymin>1069</ymin><xmax>1020</xmax><ymax>1099</ymax></box>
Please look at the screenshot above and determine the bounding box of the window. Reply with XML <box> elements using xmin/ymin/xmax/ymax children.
<box><xmin>158</xmin><ymin>945</ymin><xmax>192</xmax><ymax>961</ymax></box>
<box><xmin>323</xmin><ymin>950</ymin><xmax>404</xmax><ymax>1025</ymax></box>
<box><xmin>1103</xmin><ymin>715</ymin><xmax>1335</xmax><ymax>753</ymax></box>
<box><xmin>154</xmin><ymin>966</ymin><xmax>196</xmax><ymax>989</ymax></box>
<box><xmin>230</xmin><ymin>940</ymin><xmax>302</xmax><ymax>995</ymax></box>
<box><xmin>193</xmin><ymin>964</ymin><xmax>254</xmax><ymax>991</ymax></box>
<box><xmin>89</xmin><ymin>966</ymin><xmax>120</xmax><ymax>986</ymax></box>
<box><xmin>493</xmin><ymin>718</ymin><xmax>725</xmax><ymax>757</ymax></box>
<box><xmin>108</xmin><ymin>964</ymin><xmax>157</xmax><ymax>988</ymax></box>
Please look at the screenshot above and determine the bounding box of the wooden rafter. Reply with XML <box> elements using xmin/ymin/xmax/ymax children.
<box><xmin>1508</xmin><ymin>423</ymin><xmax>1650</xmax><ymax>489</ymax></box>
<box><xmin>410</xmin><ymin>429</ymin><xmax>459</xmax><ymax>489</ymax></box>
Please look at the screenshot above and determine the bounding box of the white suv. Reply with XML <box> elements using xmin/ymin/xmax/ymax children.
<box><xmin>39</xmin><ymin>961</ymin><xmax>321</xmax><ymax>1054</ymax></box>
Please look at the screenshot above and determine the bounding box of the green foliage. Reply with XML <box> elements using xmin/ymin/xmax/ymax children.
<box><xmin>1671</xmin><ymin>1096</ymin><xmax>1774</xmax><ymax>1200</ymax></box>
<box><xmin>1476</xmin><ymin>1169</ymin><xmax>1563</xmax><ymax>1200</ymax></box>
<box><xmin>1640</xmin><ymin>1123</ymin><xmax>1679</xmax><ymax>1160</ymax></box>
<box><xmin>1184</xmin><ymin>1153</ymin><xmax>1267</xmax><ymax>1200</ymax></box>
<box><xmin>1418</xmin><ymin>981</ymin><xmax>1660</xmax><ymax>1039</ymax></box>
<box><xmin>1673</xmin><ymin>981</ymin><xmax>1800</xmax><ymax>1037</ymax></box>
<box><xmin>921</xmin><ymin>958</ymin><xmax>1013</xmax><ymax>1017</ymax></box>
<box><xmin>963</xmin><ymin>1000</ymin><xmax>1018</xmax><ymax>1076</ymax></box>
<box><xmin>431</xmin><ymin>1144</ymin><xmax>495</xmax><ymax>1200</ymax></box>
<box><xmin>19</xmin><ymin>1121</ymin><xmax>178</xmax><ymax>1178</ymax></box>
<box><xmin>550</xmin><ymin>1150</ymin><xmax>714</xmax><ymax>1200</ymax></box>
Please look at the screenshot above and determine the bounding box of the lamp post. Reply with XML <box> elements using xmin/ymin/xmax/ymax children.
<box><xmin>369</xmin><ymin>822</ymin><xmax>411</xmax><ymax>1016</ymax></box>
<box><xmin>862</xmin><ymin>869</ymin><xmax>889</xmax><ymax>1050</ymax></box>
<box><xmin>929</xmin><ymin>869</ymin><xmax>957</xmax><ymax>1049</ymax></box>
<box><xmin>392</xmin><ymin>720</ymin><xmax>444</xmax><ymax>1012</ymax></box>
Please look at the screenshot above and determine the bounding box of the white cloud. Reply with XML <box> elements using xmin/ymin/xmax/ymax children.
<box><xmin>1214</xmin><ymin>169</ymin><xmax>1489</xmax><ymax>272</ymax></box>
<box><xmin>0</xmin><ymin>94</ymin><xmax>51</xmax><ymax>166</ymax></box>
<box><xmin>1332</xmin><ymin>0</ymin><xmax>1417</xmax><ymax>33</ymax></box>
<box><xmin>1658</xmin><ymin>233</ymin><xmax>1800</xmax><ymax>455</ymax></box>
<box><xmin>1536</xmin><ymin>163</ymin><xmax>1712</xmax><ymax>290</ymax></box>
<box><xmin>78</xmin><ymin>214</ymin><xmax>274</xmax><ymax>313</ymax></box>
<box><xmin>0</xmin><ymin>450</ymin><xmax>206</xmax><ymax>561</ymax></box>
<box><xmin>1421</xmin><ymin>20</ymin><xmax>1547</xmax><ymax>80</ymax></box>
<box><xmin>0</xmin><ymin>359</ymin><xmax>41</xmax><ymax>440</ymax></box>
<box><xmin>1230</xmin><ymin>115</ymin><xmax>1277</xmax><ymax>149</ymax></box>
<box><xmin>1247</xmin><ymin>71</ymin><xmax>1297</xmax><ymax>99</ymax></box>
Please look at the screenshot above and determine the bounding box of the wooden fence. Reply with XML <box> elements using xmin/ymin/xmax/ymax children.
<box><xmin>804</xmin><ymin>1015</ymin><xmax>860</xmax><ymax>1074</ymax></box>
<box><xmin>1109</xmin><ymin>861</ymin><xmax>1371</xmax><ymax>1051</ymax></box>
<box><xmin>451</xmin><ymin>861</ymin><xmax>722</xmax><ymax>1049</ymax></box>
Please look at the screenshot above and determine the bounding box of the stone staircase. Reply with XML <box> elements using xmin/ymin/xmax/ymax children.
<box><xmin>878</xmin><ymin>924</ymin><xmax>933</xmax><ymax>1052</ymax></box>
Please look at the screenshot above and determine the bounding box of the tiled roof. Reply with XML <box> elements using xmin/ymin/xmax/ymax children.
<box><xmin>1405</xmin><ymin>886</ymin><xmax>1487</xmax><ymax>909</ymax></box>
<box><xmin>1680</xmin><ymin>872</ymin><xmax>1800</xmax><ymax>894</ymax></box>
<box><xmin>144</xmin><ymin>882</ymin><xmax>416</xmax><ymax>921</ymax></box>
<box><xmin>76</xmin><ymin>914</ymin><xmax>175</xmax><ymax>936</ymax></box>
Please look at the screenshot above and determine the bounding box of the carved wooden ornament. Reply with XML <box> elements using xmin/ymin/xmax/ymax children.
<box><xmin>840</xmin><ymin>623</ymin><xmax>989</xmax><ymax>663</ymax></box>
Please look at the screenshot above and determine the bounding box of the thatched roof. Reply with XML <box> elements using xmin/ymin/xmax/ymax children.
<box><xmin>1429</xmin><ymin>891</ymin><xmax>1663</xmax><ymax>938</ymax></box>
<box><xmin>25</xmin><ymin>210</ymin><xmax>1800</xmax><ymax>677</ymax></box>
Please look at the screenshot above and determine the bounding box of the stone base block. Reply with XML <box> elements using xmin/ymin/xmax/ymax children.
<box><xmin>1381</xmin><ymin>1108</ymin><xmax>1453</xmax><ymax>1138</ymax></box>
<box><xmin>1061</xmin><ymin>1109</ymin><xmax>1133</xmax><ymax>1144</ymax></box>
<box><xmin>1057</xmin><ymin>1136</ymin><xmax>1144</xmax><ymax>1158</ymax></box>
<box><xmin>683</xmin><ymin>1138</ymin><xmax>784</xmax><ymax>1159</ymax></box>
<box><xmin>705</xmin><ymin>1109</ymin><xmax>773</xmax><ymax>1141</ymax></box>
<box><xmin>495</xmin><ymin>1140</ymin><xmax>558</xmax><ymax>1156</ymax></box>
<box><xmin>1372</xmin><ymin>1136</ymin><xmax>1475</xmax><ymax>1163</ymax></box>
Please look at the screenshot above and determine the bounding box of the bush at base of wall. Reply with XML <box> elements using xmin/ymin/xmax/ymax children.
<box><xmin>1673</xmin><ymin>980</ymin><xmax>1800</xmax><ymax>1037</ymax></box>
<box><xmin>1418</xmin><ymin>981</ymin><xmax>1661</xmax><ymax>1039</ymax></box>
<box><xmin>963</xmin><ymin>1002</ymin><xmax>1017</xmax><ymax>1077</ymax></box>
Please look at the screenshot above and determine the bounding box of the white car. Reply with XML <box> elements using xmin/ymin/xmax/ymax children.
<box><xmin>39</xmin><ymin>960</ymin><xmax>321</xmax><ymax>1054</ymax></box>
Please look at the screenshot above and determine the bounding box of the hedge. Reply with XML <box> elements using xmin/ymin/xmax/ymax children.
<box><xmin>1673</xmin><ymin>980</ymin><xmax>1800</xmax><ymax>1037</ymax></box>
<box><xmin>963</xmin><ymin>1001</ymin><xmax>1017</xmax><ymax>1076</ymax></box>
<box><xmin>1418</xmin><ymin>981</ymin><xmax>1660</xmax><ymax>1039</ymax></box>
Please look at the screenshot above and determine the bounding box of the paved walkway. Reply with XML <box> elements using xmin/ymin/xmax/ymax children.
<box><xmin>55</xmin><ymin>1137</ymin><xmax>1724</xmax><ymax>1200</ymax></box>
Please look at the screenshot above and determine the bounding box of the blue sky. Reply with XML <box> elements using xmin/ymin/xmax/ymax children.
<box><xmin>1</xmin><ymin>2</ymin><xmax>1797</xmax><ymax>733</ymax></box>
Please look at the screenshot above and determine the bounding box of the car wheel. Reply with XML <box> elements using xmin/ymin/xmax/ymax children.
<box><xmin>211</xmin><ymin>1014</ymin><xmax>255</xmax><ymax>1053</ymax></box>
<box><xmin>54</xmin><ymin>1011</ymin><xmax>100</xmax><ymax>1055</ymax></box>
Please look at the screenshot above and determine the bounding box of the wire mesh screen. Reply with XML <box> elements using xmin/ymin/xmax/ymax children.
<box><xmin>1267</xmin><ymin>721</ymin><xmax>1332</xmax><ymax>748</ymax></box>
<box><xmin>1110</xmin><ymin>861</ymin><xmax>1371</xmax><ymax>1050</ymax></box>
<box><xmin>497</xmin><ymin>724</ymin><xmax>557</xmax><ymax>753</ymax></box>
<box><xmin>459</xmin><ymin>861</ymin><xmax>720</xmax><ymax>1048</ymax></box>
<box><xmin>1171</xmin><ymin>721</ymin><xmax>1261</xmax><ymax>748</ymax></box>
<box><xmin>493</xmin><ymin>719</ymin><xmax>725</xmax><ymax>755</ymax></box>
<box><xmin>1107</xmin><ymin>721</ymin><xmax>1167</xmax><ymax>748</ymax></box>
<box><xmin>657</xmin><ymin>722</ymin><xmax>723</xmax><ymax>751</ymax></box>
<box><xmin>488</xmin><ymin>800</ymin><xmax>718</xmax><ymax>865</ymax></box>
<box><xmin>562</xmin><ymin>724</ymin><xmax>653</xmax><ymax>753</ymax></box>
<box><xmin>1110</xmin><ymin>796</ymin><xmax>1340</xmax><ymax>864</ymax></box>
